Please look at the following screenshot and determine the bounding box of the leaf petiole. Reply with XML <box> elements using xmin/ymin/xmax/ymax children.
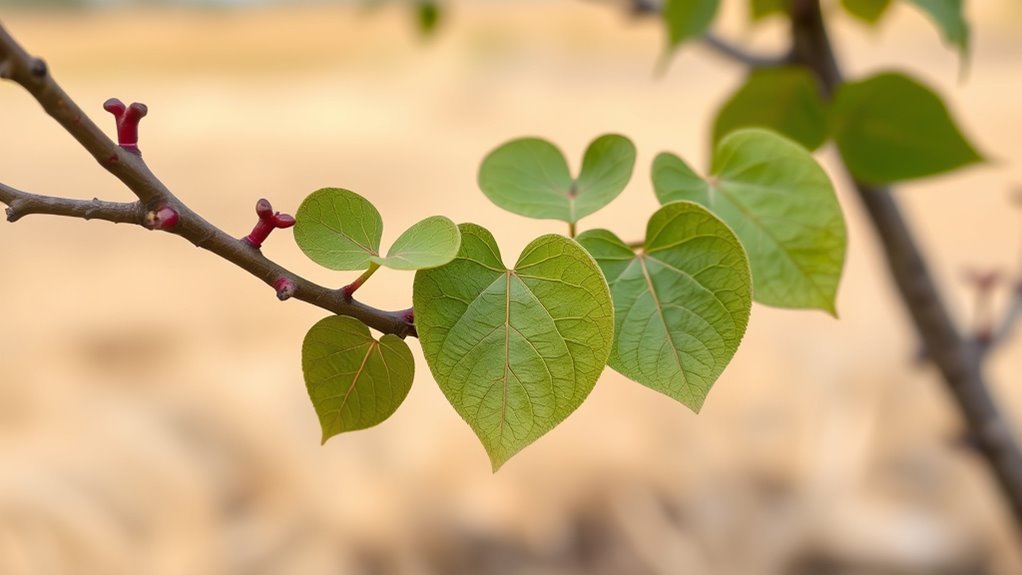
<box><xmin>341</xmin><ymin>261</ymin><xmax>381</xmax><ymax>300</ymax></box>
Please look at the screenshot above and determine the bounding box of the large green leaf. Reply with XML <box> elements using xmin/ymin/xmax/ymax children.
<box><xmin>713</xmin><ymin>67</ymin><xmax>829</xmax><ymax>150</ymax></box>
<box><xmin>831</xmin><ymin>72</ymin><xmax>982</xmax><ymax>184</ymax></box>
<box><xmin>413</xmin><ymin>225</ymin><xmax>614</xmax><ymax>469</ymax></box>
<box><xmin>750</xmin><ymin>0</ymin><xmax>788</xmax><ymax>21</ymax></box>
<box><xmin>302</xmin><ymin>315</ymin><xmax>415</xmax><ymax>443</ymax></box>
<box><xmin>295</xmin><ymin>187</ymin><xmax>460</xmax><ymax>271</ymax></box>
<box><xmin>906</xmin><ymin>0</ymin><xmax>969</xmax><ymax>57</ymax></box>
<box><xmin>477</xmin><ymin>134</ymin><xmax>636</xmax><ymax>224</ymax></box>
<box><xmin>663</xmin><ymin>0</ymin><xmax>721</xmax><ymax>52</ymax></box>
<box><xmin>653</xmin><ymin>129</ymin><xmax>846</xmax><ymax>314</ymax></box>
<box><xmin>577</xmin><ymin>202</ymin><xmax>751</xmax><ymax>412</ymax></box>
<box><xmin>840</xmin><ymin>0</ymin><xmax>892</xmax><ymax>24</ymax></box>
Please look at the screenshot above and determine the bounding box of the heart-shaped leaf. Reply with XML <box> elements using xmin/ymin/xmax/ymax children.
<box><xmin>302</xmin><ymin>315</ymin><xmax>415</xmax><ymax>443</ymax></box>
<box><xmin>713</xmin><ymin>67</ymin><xmax>829</xmax><ymax>150</ymax></box>
<box><xmin>413</xmin><ymin>224</ymin><xmax>614</xmax><ymax>470</ymax></box>
<box><xmin>577</xmin><ymin>201</ymin><xmax>751</xmax><ymax>412</ymax></box>
<box><xmin>478</xmin><ymin>134</ymin><xmax>636</xmax><ymax>224</ymax></box>
<box><xmin>831</xmin><ymin>72</ymin><xmax>982</xmax><ymax>184</ymax></box>
<box><xmin>653</xmin><ymin>128</ymin><xmax>846</xmax><ymax>314</ymax></box>
<box><xmin>295</xmin><ymin>187</ymin><xmax>460</xmax><ymax>271</ymax></box>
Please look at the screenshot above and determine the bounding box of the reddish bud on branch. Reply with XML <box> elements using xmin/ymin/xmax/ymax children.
<box><xmin>243</xmin><ymin>198</ymin><xmax>295</xmax><ymax>248</ymax></box>
<box><xmin>103</xmin><ymin>98</ymin><xmax>148</xmax><ymax>154</ymax></box>
<box><xmin>273</xmin><ymin>277</ymin><xmax>297</xmax><ymax>301</ymax></box>
<box><xmin>143</xmin><ymin>205</ymin><xmax>179</xmax><ymax>230</ymax></box>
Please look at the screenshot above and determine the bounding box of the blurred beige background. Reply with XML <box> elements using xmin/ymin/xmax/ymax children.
<box><xmin>1</xmin><ymin>1</ymin><xmax>1021</xmax><ymax>573</ymax></box>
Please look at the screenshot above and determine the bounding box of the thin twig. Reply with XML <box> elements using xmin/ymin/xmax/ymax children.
<box><xmin>700</xmin><ymin>32</ymin><xmax>790</xmax><ymax>68</ymax></box>
<box><xmin>0</xmin><ymin>22</ymin><xmax>415</xmax><ymax>338</ymax></box>
<box><xmin>1</xmin><ymin>182</ymin><xmax>142</xmax><ymax>224</ymax></box>
<box><xmin>621</xmin><ymin>0</ymin><xmax>789</xmax><ymax>68</ymax></box>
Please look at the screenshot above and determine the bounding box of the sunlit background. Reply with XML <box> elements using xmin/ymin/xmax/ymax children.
<box><xmin>1</xmin><ymin>1</ymin><xmax>1021</xmax><ymax>573</ymax></box>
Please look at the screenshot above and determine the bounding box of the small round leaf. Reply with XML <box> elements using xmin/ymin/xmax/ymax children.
<box><xmin>295</xmin><ymin>188</ymin><xmax>383</xmax><ymax>271</ymax></box>
<box><xmin>371</xmin><ymin>215</ymin><xmax>461</xmax><ymax>270</ymax></box>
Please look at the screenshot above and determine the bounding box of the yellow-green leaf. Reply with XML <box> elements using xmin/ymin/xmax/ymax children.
<box><xmin>413</xmin><ymin>224</ymin><xmax>614</xmax><ymax>470</ymax></box>
<box><xmin>302</xmin><ymin>315</ymin><xmax>415</xmax><ymax>443</ymax></box>
<box><xmin>577</xmin><ymin>201</ymin><xmax>751</xmax><ymax>412</ymax></box>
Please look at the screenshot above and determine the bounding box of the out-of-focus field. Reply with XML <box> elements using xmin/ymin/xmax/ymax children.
<box><xmin>1</xmin><ymin>2</ymin><xmax>1021</xmax><ymax>574</ymax></box>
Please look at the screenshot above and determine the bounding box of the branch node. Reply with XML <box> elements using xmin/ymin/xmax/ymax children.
<box><xmin>0</xmin><ymin>59</ymin><xmax>11</xmax><ymax>80</ymax></box>
<box><xmin>273</xmin><ymin>277</ymin><xmax>297</xmax><ymax>301</ymax></box>
<box><xmin>243</xmin><ymin>198</ymin><xmax>295</xmax><ymax>248</ymax></box>
<box><xmin>144</xmin><ymin>205</ymin><xmax>179</xmax><ymax>230</ymax></box>
<box><xmin>103</xmin><ymin>97</ymin><xmax>147</xmax><ymax>155</ymax></box>
<box><xmin>29</xmin><ymin>57</ymin><xmax>47</xmax><ymax>78</ymax></box>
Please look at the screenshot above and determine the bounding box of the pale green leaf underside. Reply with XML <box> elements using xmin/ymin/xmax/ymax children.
<box><xmin>302</xmin><ymin>315</ymin><xmax>415</xmax><ymax>443</ymax></box>
<box><xmin>370</xmin><ymin>215</ymin><xmax>461</xmax><ymax>270</ymax></box>
<box><xmin>296</xmin><ymin>188</ymin><xmax>460</xmax><ymax>271</ymax></box>
<box><xmin>295</xmin><ymin>187</ymin><xmax>383</xmax><ymax>271</ymax></box>
<box><xmin>478</xmin><ymin>134</ymin><xmax>636</xmax><ymax>224</ymax></box>
<box><xmin>713</xmin><ymin>67</ymin><xmax>829</xmax><ymax>151</ymax></box>
<box><xmin>577</xmin><ymin>201</ymin><xmax>751</xmax><ymax>412</ymax></box>
<box><xmin>413</xmin><ymin>224</ymin><xmax>614</xmax><ymax>470</ymax></box>
<box><xmin>653</xmin><ymin>128</ymin><xmax>846</xmax><ymax>314</ymax></box>
<box><xmin>831</xmin><ymin>72</ymin><xmax>982</xmax><ymax>184</ymax></box>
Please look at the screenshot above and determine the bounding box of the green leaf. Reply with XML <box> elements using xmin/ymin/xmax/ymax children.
<box><xmin>477</xmin><ymin>134</ymin><xmax>636</xmax><ymax>224</ymax></box>
<box><xmin>905</xmin><ymin>0</ymin><xmax>969</xmax><ymax>57</ymax></box>
<box><xmin>295</xmin><ymin>187</ymin><xmax>383</xmax><ymax>271</ymax></box>
<box><xmin>413</xmin><ymin>225</ymin><xmax>614</xmax><ymax>470</ymax></box>
<box><xmin>577</xmin><ymin>202</ymin><xmax>751</xmax><ymax>412</ymax></box>
<box><xmin>831</xmin><ymin>72</ymin><xmax>983</xmax><ymax>183</ymax></box>
<box><xmin>653</xmin><ymin>129</ymin><xmax>846</xmax><ymax>314</ymax></box>
<box><xmin>713</xmin><ymin>67</ymin><xmax>829</xmax><ymax>151</ymax></box>
<box><xmin>750</xmin><ymin>0</ymin><xmax>788</xmax><ymax>21</ymax></box>
<box><xmin>415</xmin><ymin>0</ymin><xmax>441</xmax><ymax>37</ymax></box>
<box><xmin>370</xmin><ymin>215</ymin><xmax>461</xmax><ymax>270</ymax></box>
<box><xmin>295</xmin><ymin>188</ymin><xmax>460</xmax><ymax>271</ymax></box>
<box><xmin>840</xmin><ymin>0</ymin><xmax>892</xmax><ymax>24</ymax></box>
<box><xmin>302</xmin><ymin>315</ymin><xmax>415</xmax><ymax>443</ymax></box>
<box><xmin>663</xmin><ymin>0</ymin><xmax>720</xmax><ymax>52</ymax></box>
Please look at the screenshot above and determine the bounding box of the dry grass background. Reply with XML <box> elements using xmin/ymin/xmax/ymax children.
<box><xmin>0</xmin><ymin>1</ymin><xmax>1021</xmax><ymax>573</ymax></box>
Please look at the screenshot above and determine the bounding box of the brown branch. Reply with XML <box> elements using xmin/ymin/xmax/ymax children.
<box><xmin>0</xmin><ymin>22</ymin><xmax>415</xmax><ymax>338</ymax></box>
<box><xmin>1</xmin><ymin>182</ymin><xmax>142</xmax><ymax>224</ymax></box>
<box><xmin>989</xmin><ymin>281</ymin><xmax>1022</xmax><ymax>353</ymax></box>
<box><xmin>789</xmin><ymin>0</ymin><xmax>1022</xmax><ymax>529</ymax></box>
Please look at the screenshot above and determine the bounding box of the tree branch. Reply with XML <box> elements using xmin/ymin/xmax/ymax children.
<box><xmin>0</xmin><ymin>22</ymin><xmax>415</xmax><ymax>338</ymax></box>
<box><xmin>0</xmin><ymin>182</ymin><xmax>142</xmax><ymax>224</ymax></box>
<box><xmin>789</xmin><ymin>0</ymin><xmax>1022</xmax><ymax>529</ymax></box>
